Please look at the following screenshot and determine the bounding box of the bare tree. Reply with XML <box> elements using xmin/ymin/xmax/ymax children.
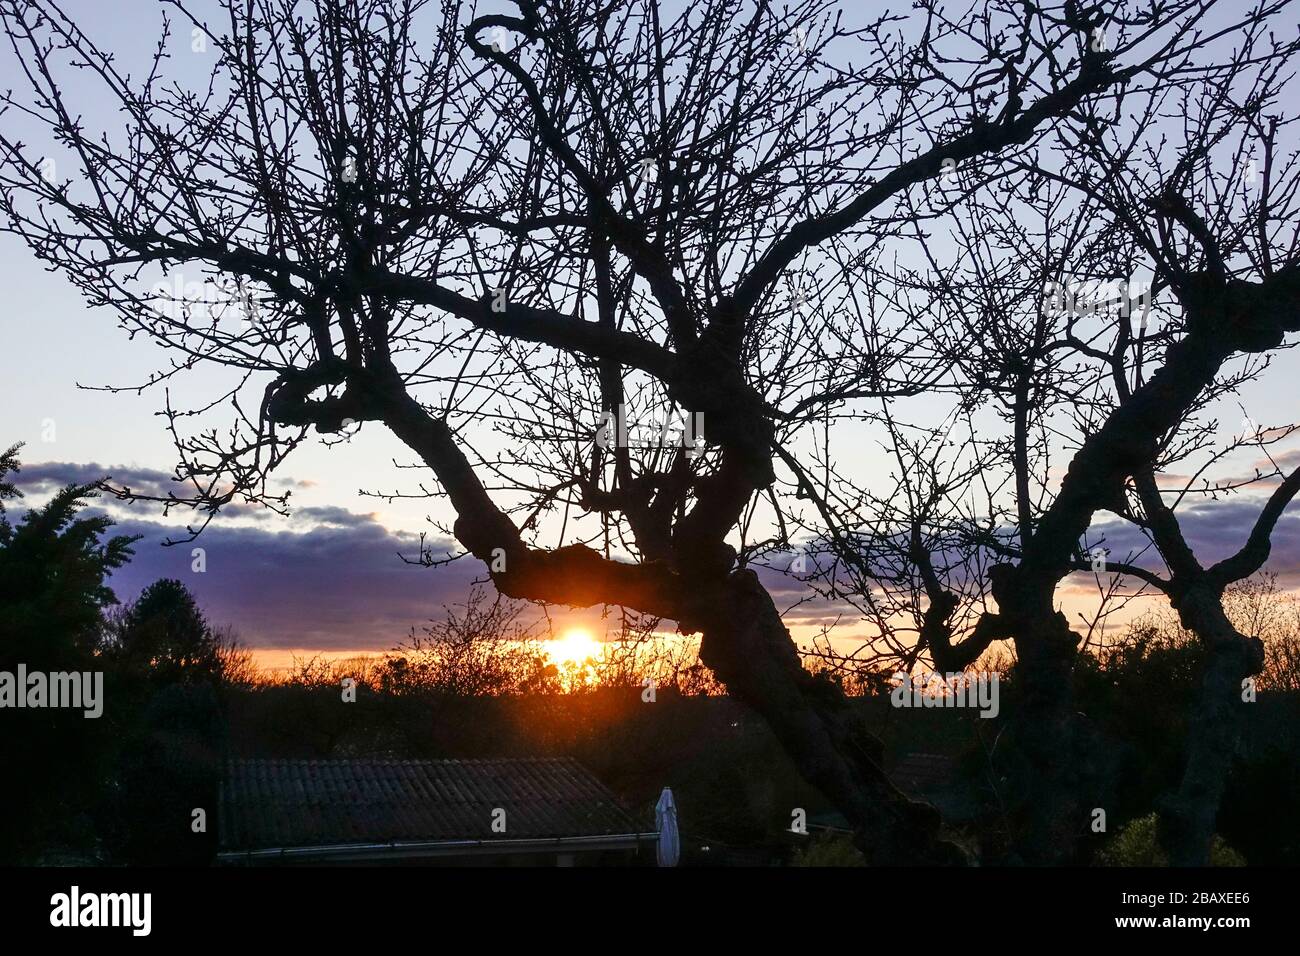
<box><xmin>0</xmin><ymin>0</ymin><xmax>1256</xmax><ymax>861</ymax></box>
<box><xmin>797</xmin><ymin>1</ymin><xmax>1300</xmax><ymax>862</ymax></box>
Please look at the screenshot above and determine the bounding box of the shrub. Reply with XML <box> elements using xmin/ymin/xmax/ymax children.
<box><xmin>1096</xmin><ymin>813</ymin><xmax>1245</xmax><ymax>867</ymax></box>
<box><xmin>791</xmin><ymin>831</ymin><xmax>866</xmax><ymax>867</ymax></box>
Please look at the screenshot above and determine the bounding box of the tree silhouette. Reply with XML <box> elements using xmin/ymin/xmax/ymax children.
<box><xmin>1</xmin><ymin>0</ymin><xmax>1292</xmax><ymax>862</ymax></box>
<box><xmin>0</xmin><ymin>443</ymin><xmax>136</xmax><ymax>860</ymax></box>
<box><xmin>0</xmin><ymin>443</ymin><xmax>137</xmax><ymax>669</ymax></box>
<box><xmin>794</xmin><ymin>7</ymin><xmax>1300</xmax><ymax>861</ymax></box>
<box><xmin>105</xmin><ymin>578</ymin><xmax>225</xmax><ymax>684</ymax></box>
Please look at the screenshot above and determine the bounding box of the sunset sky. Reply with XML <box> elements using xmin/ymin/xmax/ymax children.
<box><xmin>3</xmin><ymin>0</ymin><xmax>1298</xmax><ymax>669</ymax></box>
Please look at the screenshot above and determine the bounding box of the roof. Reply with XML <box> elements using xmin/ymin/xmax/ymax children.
<box><xmin>219</xmin><ymin>757</ymin><xmax>644</xmax><ymax>856</ymax></box>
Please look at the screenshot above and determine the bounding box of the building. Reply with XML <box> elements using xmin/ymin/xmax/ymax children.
<box><xmin>218</xmin><ymin>757</ymin><xmax>655</xmax><ymax>866</ymax></box>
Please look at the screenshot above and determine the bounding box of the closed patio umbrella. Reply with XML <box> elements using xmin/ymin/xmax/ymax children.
<box><xmin>655</xmin><ymin>787</ymin><xmax>680</xmax><ymax>867</ymax></box>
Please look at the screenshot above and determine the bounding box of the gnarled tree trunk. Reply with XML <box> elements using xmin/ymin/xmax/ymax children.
<box><xmin>685</xmin><ymin>568</ymin><xmax>967</xmax><ymax>865</ymax></box>
<box><xmin>1159</xmin><ymin>588</ymin><xmax>1265</xmax><ymax>866</ymax></box>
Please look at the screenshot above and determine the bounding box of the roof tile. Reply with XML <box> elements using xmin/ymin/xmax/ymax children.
<box><xmin>219</xmin><ymin>757</ymin><xmax>641</xmax><ymax>851</ymax></box>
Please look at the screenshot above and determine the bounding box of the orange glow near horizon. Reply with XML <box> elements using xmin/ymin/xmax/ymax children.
<box><xmin>241</xmin><ymin>587</ymin><xmax>1149</xmax><ymax>677</ymax></box>
<box><xmin>545</xmin><ymin>627</ymin><xmax>603</xmax><ymax>667</ymax></box>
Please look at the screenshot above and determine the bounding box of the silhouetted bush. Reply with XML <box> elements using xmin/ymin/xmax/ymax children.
<box><xmin>1096</xmin><ymin>813</ymin><xmax>1244</xmax><ymax>867</ymax></box>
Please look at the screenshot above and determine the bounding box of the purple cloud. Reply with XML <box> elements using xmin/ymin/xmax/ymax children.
<box><xmin>14</xmin><ymin>460</ymin><xmax>177</xmax><ymax>499</ymax></box>
<box><xmin>18</xmin><ymin>460</ymin><xmax>1299</xmax><ymax>656</ymax></box>
<box><xmin>90</xmin><ymin>510</ymin><xmax>482</xmax><ymax>652</ymax></box>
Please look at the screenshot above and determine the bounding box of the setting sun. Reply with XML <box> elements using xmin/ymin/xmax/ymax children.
<box><xmin>547</xmin><ymin>628</ymin><xmax>603</xmax><ymax>667</ymax></box>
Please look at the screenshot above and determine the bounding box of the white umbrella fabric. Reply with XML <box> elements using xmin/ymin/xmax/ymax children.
<box><xmin>655</xmin><ymin>787</ymin><xmax>680</xmax><ymax>867</ymax></box>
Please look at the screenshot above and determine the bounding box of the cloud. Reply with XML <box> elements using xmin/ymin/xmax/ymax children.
<box><xmin>26</xmin><ymin>464</ymin><xmax>1300</xmax><ymax>656</ymax></box>
<box><xmin>92</xmin><ymin>517</ymin><xmax>867</xmax><ymax>652</ymax></box>
<box><xmin>1268</xmin><ymin>448</ymin><xmax>1300</xmax><ymax>471</ymax></box>
<box><xmin>294</xmin><ymin>505</ymin><xmax>382</xmax><ymax>527</ymax></box>
<box><xmin>1167</xmin><ymin>442</ymin><xmax>1300</xmax><ymax>494</ymax></box>
<box><xmin>15</xmin><ymin>460</ymin><xmax>177</xmax><ymax>499</ymax></box>
<box><xmin>750</xmin><ymin>552</ymin><xmax>884</xmax><ymax>630</ymax></box>
<box><xmin>1079</xmin><ymin>495</ymin><xmax>1300</xmax><ymax>588</ymax></box>
<box><xmin>91</xmin><ymin>508</ymin><xmax>479</xmax><ymax>652</ymax></box>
